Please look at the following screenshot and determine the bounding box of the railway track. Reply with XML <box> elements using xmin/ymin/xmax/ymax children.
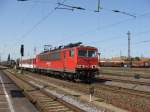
<box><xmin>22</xmin><ymin>71</ymin><xmax>150</xmax><ymax>98</ymax></box>
<box><xmin>13</xmin><ymin>70</ymin><xmax>150</xmax><ymax>98</ymax></box>
<box><xmin>6</xmin><ymin>69</ymin><xmax>150</xmax><ymax>112</ymax></box>
<box><xmin>99</xmin><ymin>75</ymin><xmax>150</xmax><ymax>86</ymax></box>
<box><xmin>101</xmin><ymin>71</ymin><xmax>150</xmax><ymax>78</ymax></box>
<box><xmin>3</xmin><ymin>70</ymin><xmax>85</xmax><ymax>112</ymax></box>
<box><xmin>94</xmin><ymin>82</ymin><xmax>150</xmax><ymax>98</ymax></box>
<box><xmin>100</xmin><ymin>68</ymin><xmax>150</xmax><ymax>79</ymax></box>
<box><xmin>27</xmin><ymin>74</ymin><xmax>150</xmax><ymax>99</ymax></box>
<box><xmin>100</xmin><ymin>67</ymin><xmax>150</xmax><ymax>72</ymax></box>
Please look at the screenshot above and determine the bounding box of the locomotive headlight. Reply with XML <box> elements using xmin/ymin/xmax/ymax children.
<box><xmin>91</xmin><ymin>65</ymin><xmax>97</xmax><ymax>68</ymax></box>
<box><xmin>81</xmin><ymin>65</ymin><xmax>85</xmax><ymax>68</ymax></box>
<box><xmin>77</xmin><ymin>65</ymin><xmax>81</xmax><ymax>68</ymax></box>
<box><xmin>77</xmin><ymin>65</ymin><xmax>97</xmax><ymax>68</ymax></box>
<box><xmin>77</xmin><ymin>65</ymin><xmax>85</xmax><ymax>68</ymax></box>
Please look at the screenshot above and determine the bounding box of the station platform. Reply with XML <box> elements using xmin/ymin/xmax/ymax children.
<box><xmin>0</xmin><ymin>70</ymin><xmax>39</xmax><ymax>112</ymax></box>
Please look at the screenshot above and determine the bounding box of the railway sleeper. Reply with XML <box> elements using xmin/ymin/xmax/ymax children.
<box><xmin>46</xmin><ymin>108</ymin><xmax>72</xmax><ymax>112</ymax></box>
<box><xmin>41</xmin><ymin>103</ymin><xmax>62</xmax><ymax>107</ymax></box>
<box><xmin>5</xmin><ymin>70</ymin><xmax>85</xmax><ymax>112</ymax></box>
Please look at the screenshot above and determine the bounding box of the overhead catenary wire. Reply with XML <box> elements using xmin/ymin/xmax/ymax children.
<box><xmin>7</xmin><ymin>1</ymin><xmax>150</xmax><ymax>59</ymax></box>
<box><xmin>13</xmin><ymin>1</ymin><xmax>150</xmax><ymax>46</ymax></box>
<box><xmin>8</xmin><ymin>0</ymin><xmax>58</xmax><ymax>44</ymax></box>
<box><xmin>14</xmin><ymin>0</ymin><xmax>67</xmax><ymax>45</ymax></box>
<box><xmin>55</xmin><ymin>2</ymin><xmax>86</xmax><ymax>11</ymax></box>
<box><xmin>49</xmin><ymin>12</ymin><xmax>150</xmax><ymax>45</ymax></box>
<box><xmin>55</xmin><ymin>0</ymin><xmax>136</xmax><ymax>18</ymax></box>
<box><xmin>133</xmin><ymin>39</ymin><xmax>150</xmax><ymax>45</ymax></box>
<box><xmin>83</xmin><ymin>29</ymin><xmax>150</xmax><ymax>57</ymax></box>
<box><xmin>8</xmin><ymin>0</ymin><xmax>67</xmax><ymax>59</ymax></box>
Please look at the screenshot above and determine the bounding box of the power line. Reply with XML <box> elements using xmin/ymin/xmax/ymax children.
<box><xmin>14</xmin><ymin>0</ymin><xmax>67</xmax><ymax>45</ymax></box>
<box><xmin>55</xmin><ymin>2</ymin><xmax>86</xmax><ymax>11</ymax></box>
<box><xmin>7</xmin><ymin>0</ymin><xmax>67</xmax><ymax>59</ymax></box>
<box><xmin>49</xmin><ymin>12</ymin><xmax>150</xmax><ymax>44</ymax></box>
<box><xmin>133</xmin><ymin>40</ymin><xmax>150</xmax><ymax>45</ymax></box>
<box><xmin>111</xmin><ymin>10</ymin><xmax>136</xmax><ymax>18</ymax></box>
<box><xmin>89</xmin><ymin>30</ymin><xmax>150</xmax><ymax>49</ymax></box>
<box><xmin>7</xmin><ymin>0</ymin><xmax>57</xmax><ymax>45</ymax></box>
<box><xmin>13</xmin><ymin>0</ymin><xmax>150</xmax><ymax>45</ymax></box>
<box><xmin>6</xmin><ymin>1</ymin><xmax>150</xmax><ymax>58</ymax></box>
<box><xmin>55</xmin><ymin>0</ymin><xmax>136</xmax><ymax>18</ymax></box>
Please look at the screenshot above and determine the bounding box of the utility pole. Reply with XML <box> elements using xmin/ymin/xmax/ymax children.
<box><xmin>127</xmin><ymin>31</ymin><xmax>131</xmax><ymax>67</ymax></box>
<box><xmin>95</xmin><ymin>0</ymin><xmax>101</xmax><ymax>12</ymax></box>
<box><xmin>0</xmin><ymin>53</ymin><xmax>1</xmax><ymax>63</ymax></box>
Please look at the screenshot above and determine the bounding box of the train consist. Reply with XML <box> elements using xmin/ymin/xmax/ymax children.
<box><xmin>19</xmin><ymin>42</ymin><xmax>99</xmax><ymax>81</ymax></box>
<box><xmin>100</xmin><ymin>61</ymin><xmax>150</xmax><ymax>68</ymax></box>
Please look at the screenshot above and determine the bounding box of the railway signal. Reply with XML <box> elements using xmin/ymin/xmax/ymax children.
<box><xmin>20</xmin><ymin>44</ymin><xmax>24</xmax><ymax>57</ymax></box>
<box><xmin>7</xmin><ymin>54</ymin><xmax>10</xmax><ymax>61</ymax></box>
<box><xmin>20</xmin><ymin>44</ymin><xmax>24</xmax><ymax>73</ymax></box>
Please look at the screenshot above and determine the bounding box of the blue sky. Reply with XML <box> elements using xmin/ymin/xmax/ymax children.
<box><xmin>0</xmin><ymin>0</ymin><xmax>150</xmax><ymax>60</ymax></box>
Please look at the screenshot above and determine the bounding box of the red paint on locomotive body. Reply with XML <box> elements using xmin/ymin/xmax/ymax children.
<box><xmin>20</xmin><ymin>43</ymin><xmax>99</xmax><ymax>80</ymax></box>
<box><xmin>77</xmin><ymin>46</ymin><xmax>98</xmax><ymax>69</ymax></box>
<box><xmin>35</xmin><ymin>45</ymin><xmax>98</xmax><ymax>72</ymax></box>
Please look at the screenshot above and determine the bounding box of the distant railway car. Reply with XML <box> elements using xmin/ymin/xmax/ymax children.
<box><xmin>100</xmin><ymin>61</ymin><xmax>150</xmax><ymax>68</ymax></box>
<box><xmin>100</xmin><ymin>61</ymin><xmax>124</xmax><ymax>67</ymax></box>
<box><xmin>132</xmin><ymin>61</ymin><xmax>150</xmax><ymax>68</ymax></box>
<box><xmin>20</xmin><ymin>58</ymin><xmax>36</xmax><ymax>69</ymax></box>
<box><xmin>19</xmin><ymin>42</ymin><xmax>99</xmax><ymax>81</ymax></box>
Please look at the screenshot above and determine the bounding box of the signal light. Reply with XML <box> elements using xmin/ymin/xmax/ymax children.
<box><xmin>20</xmin><ymin>44</ymin><xmax>24</xmax><ymax>57</ymax></box>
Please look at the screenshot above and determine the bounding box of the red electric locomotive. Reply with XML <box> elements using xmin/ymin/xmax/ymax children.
<box><xmin>20</xmin><ymin>42</ymin><xmax>99</xmax><ymax>81</ymax></box>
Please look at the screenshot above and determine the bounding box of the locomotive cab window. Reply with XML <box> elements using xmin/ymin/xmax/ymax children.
<box><xmin>69</xmin><ymin>49</ymin><xmax>74</xmax><ymax>57</ymax></box>
<box><xmin>88</xmin><ymin>50</ymin><xmax>97</xmax><ymax>57</ymax></box>
<box><xmin>78</xmin><ymin>50</ymin><xmax>97</xmax><ymax>57</ymax></box>
<box><xmin>78</xmin><ymin>50</ymin><xmax>87</xmax><ymax>57</ymax></box>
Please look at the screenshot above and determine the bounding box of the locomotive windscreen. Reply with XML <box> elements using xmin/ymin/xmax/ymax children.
<box><xmin>78</xmin><ymin>50</ymin><xmax>97</xmax><ymax>57</ymax></box>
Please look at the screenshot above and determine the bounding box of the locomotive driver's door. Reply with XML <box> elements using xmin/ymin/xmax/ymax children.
<box><xmin>63</xmin><ymin>51</ymin><xmax>67</xmax><ymax>71</ymax></box>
